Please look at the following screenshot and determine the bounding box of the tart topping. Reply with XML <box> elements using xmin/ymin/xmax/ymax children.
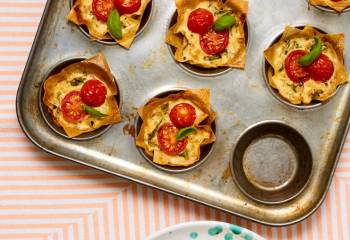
<box><xmin>213</xmin><ymin>14</ymin><xmax>236</xmax><ymax>31</ymax></box>
<box><xmin>285</xmin><ymin>37</ymin><xmax>334</xmax><ymax>83</ymax></box>
<box><xmin>107</xmin><ymin>9</ymin><xmax>123</xmax><ymax>39</ymax></box>
<box><xmin>92</xmin><ymin>0</ymin><xmax>114</xmax><ymax>22</ymax></box>
<box><xmin>298</xmin><ymin>37</ymin><xmax>322</xmax><ymax>67</ymax></box>
<box><xmin>114</xmin><ymin>0</ymin><xmax>141</xmax><ymax>15</ymax></box>
<box><xmin>188</xmin><ymin>8</ymin><xmax>214</xmax><ymax>34</ymax></box>
<box><xmin>200</xmin><ymin>29</ymin><xmax>229</xmax><ymax>55</ymax></box>
<box><xmin>306</xmin><ymin>54</ymin><xmax>334</xmax><ymax>82</ymax></box>
<box><xmin>169</xmin><ymin>103</ymin><xmax>196</xmax><ymax>128</ymax></box>
<box><xmin>157</xmin><ymin>123</ymin><xmax>188</xmax><ymax>156</ymax></box>
<box><xmin>84</xmin><ymin>106</ymin><xmax>108</xmax><ymax>118</ymax></box>
<box><xmin>61</xmin><ymin>91</ymin><xmax>87</xmax><ymax>123</ymax></box>
<box><xmin>176</xmin><ymin>127</ymin><xmax>197</xmax><ymax>141</ymax></box>
<box><xmin>285</xmin><ymin>50</ymin><xmax>310</xmax><ymax>83</ymax></box>
<box><xmin>80</xmin><ymin>79</ymin><xmax>107</xmax><ymax>107</ymax></box>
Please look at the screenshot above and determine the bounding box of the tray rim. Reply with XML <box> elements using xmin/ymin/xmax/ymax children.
<box><xmin>15</xmin><ymin>0</ymin><xmax>350</xmax><ymax>227</ymax></box>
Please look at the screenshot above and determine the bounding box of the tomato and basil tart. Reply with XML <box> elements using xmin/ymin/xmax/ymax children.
<box><xmin>136</xmin><ymin>89</ymin><xmax>216</xmax><ymax>167</ymax></box>
<box><xmin>309</xmin><ymin>0</ymin><xmax>350</xmax><ymax>12</ymax></box>
<box><xmin>166</xmin><ymin>0</ymin><xmax>248</xmax><ymax>69</ymax></box>
<box><xmin>43</xmin><ymin>53</ymin><xmax>121</xmax><ymax>138</ymax></box>
<box><xmin>67</xmin><ymin>0</ymin><xmax>151</xmax><ymax>48</ymax></box>
<box><xmin>264</xmin><ymin>26</ymin><xmax>348</xmax><ymax>105</ymax></box>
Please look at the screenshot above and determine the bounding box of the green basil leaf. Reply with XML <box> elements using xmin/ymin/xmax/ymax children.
<box><xmin>176</xmin><ymin>127</ymin><xmax>196</xmax><ymax>141</ymax></box>
<box><xmin>84</xmin><ymin>106</ymin><xmax>108</xmax><ymax>118</ymax></box>
<box><xmin>107</xmin><ymin>10</ymin><xmax>123</xmax><ymax>40</ymax></box>
<box><xmin>298</xmin><ymin>36</ymin><xmax>322</xmax><ymax>67</ymax></box>
<box><xmin>213</xmin><ymin>14</ymin><xmax>236</xmax><ymax>31</ymax></box>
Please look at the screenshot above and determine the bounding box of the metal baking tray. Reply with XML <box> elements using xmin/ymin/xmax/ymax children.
<box><xmin>16</xmin><ymin>0</ymin><xmax>350</xmax><ymax>226</ymax></box>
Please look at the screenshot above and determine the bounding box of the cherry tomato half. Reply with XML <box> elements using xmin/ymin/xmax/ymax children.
<box><xmin>61</xmin><ymin>91</ymin><xmax>87</xmax><ymax>123</ymax></box>
<box><xmin>187</xmin><ymin>8</ymin><xmax>214</xmax><ymax>34</ymax></box>
<box><xmin>306</xmin><ymin>54</ymin><xmax>334</xmax><ymax>82</ymax></box>
<box><xmin>285</xmin><ymin>50</ymin><xmax>311</xmax><ymax>83</ymax></box>
<box><xmin>92</xmin><ymin>0</ymin><xmax>115</xmax><ymax>22</ymax></box>
<box><xmin>157</xmin><ymin>123</ymin><xmax>188</xmax><ymax>156</ymax></box>
<box><xmin>169</xmin><ymin>103</ymin><xmax>196</xmax><ymax>128</ymax></box>
<box><xmin>114</xmin><ymin>0</ymin><xmax>141</xmax><ymax>15</ymax></box>
<box><xmin>200</xmin><ymin>29</ymin><xmax>229</xmax><ymax>55</ymax></box>
<box><xmin>80</xmin><ymin>79</ymin><xmax>107</xmax><ymax>107</ymax></box>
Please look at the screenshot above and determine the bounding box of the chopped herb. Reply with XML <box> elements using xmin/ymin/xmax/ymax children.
<box><xmin>148</xmin><ymin>120</ymin><xmax>163</xmax><ymax>141</ymax></box>
<box><xmin>278</xmin><ymin>65</ymin><xmax>284</xmax><ymax>72</ymax></box>
<box><xmin>214</xmin><ymin>9</ymin><xmax>233</xmax><ymax>16</ymax></box>
<box><xmin>288</xmin><ymin>84</ymin><xmax>298</xmax><ymax>93</ymax></box>
<box><xmin>70</xmin><ymin>77</ymin><xmax>84</xmax><ymax>86</ymax></box>
<box><xmin>179</xmin><ymin>150</ymin><xmax>189</xmax><ymax>158</ymax></box>
<box><xmin>56</xmin><ymin>91</ymin><xmax>62</xmax><ymax>100</ymax></box>
<box><xmin>205</xmin><ymin>55</ymin><xmax>221</xmax><ymax>61</ymax></box>
<box><xmin>312</xmin><ymin>89</ymin><xmax>324</xmax><ymax>98</ymax></box>
<box><xmin>161</xmin><ymin>103</ymin><xmax>169</xmax><ymax>113</ymax></box>
<box><xmin>285</xmin><ymin>39</ymin><xmax>291</xmax><ymax>50</ymax></box>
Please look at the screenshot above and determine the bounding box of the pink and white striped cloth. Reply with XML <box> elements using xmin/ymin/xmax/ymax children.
<box><xmin>0</xmin><ymin>1</ymin><xmax>349</xmax><ymax>239</ymax></box>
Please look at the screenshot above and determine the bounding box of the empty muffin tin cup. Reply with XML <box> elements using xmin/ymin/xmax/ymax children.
<box><xmin>69</xmin><ymin>0</ymin><xmax>154</xmax><ymax>45</ymax></box>
<box><xmin>262</xmin><ymin>24</ymin><xmax>339</xmax><ymax>110</ymax></box>
<box><xmin>167</xmin><ymin>11</ymin><xmax>249</xmax><ymax>78</ymax></box>
<box><xmin>230</xmin><ymin>121</ymin><xmax>313</xmax><ymax>204</ymax></box>
<box><xmin>39</xmin><ymin>57</ymin><xmax>121</xmax><ymax>141</ymax></box>
<box><xmin>135</xmin><ymin>89</ymin><xmax>217</xmax><ymax>173</ymax></box>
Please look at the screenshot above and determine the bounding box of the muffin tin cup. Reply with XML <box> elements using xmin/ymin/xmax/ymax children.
<box><xmin>135</xmin><ymin>88</ymin><xmax>217</xmax><ymax>173</ymax></box>
<box><xmin>230</xmin><ymin>121</ymin><xmax>313</xmax><ymax>204</ymax></box>
<box><xmin>69</xmin><ymin>0</ymin><xmax>154</xmax><ymax>46</ymax></box>
<box><xmin>166</xmin><ymin>11</ymin><xmax>250</xmax><ymax>78</ymax></box>
<box><xmin>262</xmin><ymin>24</ymin><xmax>341</xmax><ymax>110</ymax></box>
<box><xmin>38</xmin><ymin>57</ymin><xmax>122</xmax><ymax>141</ymax></box>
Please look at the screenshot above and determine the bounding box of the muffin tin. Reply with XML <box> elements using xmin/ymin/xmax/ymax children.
<box><xmin>16</xmin><ymin>0</ymin><xmax>350</xmax><ymax>226</ymax></box>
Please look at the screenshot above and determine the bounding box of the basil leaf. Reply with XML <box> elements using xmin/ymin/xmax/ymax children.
<box><xmin>298</xmin><ymin>36</ymin><xmax>322</xmax><ymax>67</ymax></box>
<box><xmin>84</xmin><ymin>106</ymin><xmax>107</xmax><ymax>118</ymax></box>
<box><xmin>176</xmin><ymin>127</ymin><xmax>196</xmax><ymax>141</ymax></box>
<box><xmin>107</xmin><ymin>10</ymin><xmax>123</xmax><ymax>40</ymax></box>
<box><xmin>213</xmin><ymin>14</ymin><xmax>236</xmax><ymax>31</ymax></box>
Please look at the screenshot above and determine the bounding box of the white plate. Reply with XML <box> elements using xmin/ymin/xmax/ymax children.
<box><xmin>147</xmin><ymin>221</ymin><xmax>265</xmax><ymax>240</ymax></box>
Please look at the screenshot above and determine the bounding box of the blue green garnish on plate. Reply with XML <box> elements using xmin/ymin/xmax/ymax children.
<box><xmin>208</xmin><ymin>225</ymin><xmax>223</xmax><ymax>236</ymax></box>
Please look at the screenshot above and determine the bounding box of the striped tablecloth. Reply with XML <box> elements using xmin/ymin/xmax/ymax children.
<box><xmin>1</xmin><ymin>1</ymin><xmax>349</xmax><ymax>239</ymax></box>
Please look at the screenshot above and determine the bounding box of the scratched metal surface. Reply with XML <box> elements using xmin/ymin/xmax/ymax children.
<box><xmin>16</xmin><ymin>0</ymin><xmax>350</xmax><ymax>226</ymax></box>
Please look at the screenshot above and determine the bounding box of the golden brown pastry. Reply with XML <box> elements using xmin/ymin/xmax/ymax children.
<box><xmin>264</xmin><ymin>25</ymin><xmax>348</xmax><ymax>105</ymax></box>
<box><xmin>136</xmin><ymin>89</ymin><xmax>216</xmax><ymax>167</ymax></box>
<box><xmin>166</xmin><ymin>0</ymin><xmax>248</xmax><ymax>69</ymax></box>
<box><xmin>43</xmin><ymin>53</ymin><xmax>121</xmax><ymax>138</ymax></box>
<box><xmin>67</xmin><ymin>0</ymin><xmax>151</xmax><ymax>48</ymax></box>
